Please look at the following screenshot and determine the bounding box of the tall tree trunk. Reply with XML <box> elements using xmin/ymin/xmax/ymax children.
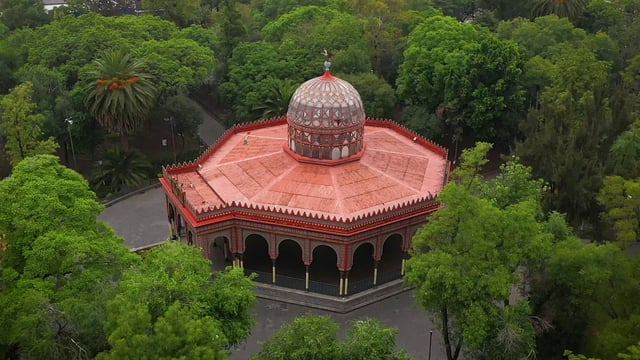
<box><xmin>442</xmin><ymin>305</ymin><xmax>463</xmax><ymax>360</ymax></box>
<box><xmin>442</xmin><ymin>306</ymin><xmax>453</xmax><ymax>360</ymax></box>
<box><xmin>120</xmin><ymin>134</ymin><xmax>129</xmax><ymax>153</ymax></box>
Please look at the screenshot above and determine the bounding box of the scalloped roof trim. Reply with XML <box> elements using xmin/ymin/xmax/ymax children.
<box><xmin>191</xmin><ymin>192</ymin><xmax>439</xmax><ymax>224</ymax></box>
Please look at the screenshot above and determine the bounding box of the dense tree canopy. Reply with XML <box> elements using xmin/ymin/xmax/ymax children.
<box><xmin>0</xmin><ymin>157</ymin><xmax>257</xmax><ymax>359</ymax></box>
<box><xmin>0</xmin><ymin>0</ymin><xmax>49</xmax><ymax>30</ymax></box>
<box><xmin>0</xmin><ymin>155</ymin><xmax>136</xmax><ymax>358</ymax></box>
<box><xmin>98</xmin><ymin>242</ymin><xmax>255</xmax><ymax>358</ymax></box>
<box><xmin>397</xmin><ymin>15</ymin><xmax>524</xmax><ymax>145</ymax></box>
<box><xmin>406</xmin><ymin>143</ymin><xmax>551</xmax><ymax>360</ymax></box>
<box><xmin>1</xmin><ymin>1</ymin><xmax>640</xmax><ymax>359</ymax></box>
<box><xmin>252</xmin><ymin>315</ymin><xmax>410</xmax><ymax>360</ymax></box>
<box><xmin>0</xmin><ymin>82</ymin><xmax>58</xmax><ymax>166</ymax></box>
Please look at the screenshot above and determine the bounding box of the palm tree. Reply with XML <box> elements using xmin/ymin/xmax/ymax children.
<box><xmin>532</xmin><ymin>0</ymin><xmax>588</xmax><ymax>20</ymax></box>
<box><xmin>252</xmin><ymin>78</ymin><xmax>298</xmax><ymax>120</ymax></box>
<box><xmin>92</xmin><ymin>148</ymin><xmax>153</xmax><ymax>195</ymax></box>
<box><xmin>84</xmin><ymin>51</ymin><xmax>156</xmax><ymax>152</ymax></box>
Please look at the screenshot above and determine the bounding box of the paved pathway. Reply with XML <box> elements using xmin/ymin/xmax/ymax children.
<box><xmin>98</xmin><ymin>101</ymin><xmax>449</xmax><ymax>359</ymax></box>
<box><xmin>99</xmin><ymin>187</ymin><xmax>169</xmax><ymax>249</ymax></box>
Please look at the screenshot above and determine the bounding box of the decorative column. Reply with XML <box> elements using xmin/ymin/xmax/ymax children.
<box><xmin>339</xmin><ymin>271</ymin><xmax>345</xmax><ymax>296</ymax></box>
<box><xmin>344</xmin><ymin>271</ymin><xmax>350</xmax><ymax>296</ymax></box>
<box><xmin>168</xmin><ymin>222</ymin><xmax>175</xmax><ymax>240</ymax></box>
<box><xmin>239</xmin><ymin>254</ymin><xmax>244</xmax><ymax>269</ymax></box>
<box><xmin>401</xmin><ymin>251</ymin><xmax>408</xmax><ymax>276</ymax></box>
<box><xmin>305</xmin><ymin>265</ymin><xmax>310</xmax><ymax>291</ymax></box>
<box><xmin>271</xmin><ymin>259</ymin><xmax>277</xmax><ymax>284</ymax></box>
<box><xmin>373</xmin><ymin>260</ymin><xmax>379</xmax><ymax>286</ymax></box>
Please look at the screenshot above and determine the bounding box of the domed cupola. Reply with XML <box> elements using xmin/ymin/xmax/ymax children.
<box><xmin>286</xmin><ymin>59</ymin><xmax>365</xmax><ymax>164</ymax></box>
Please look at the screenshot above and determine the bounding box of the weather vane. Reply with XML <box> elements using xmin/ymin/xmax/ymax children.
<box><xmin>322</xmin><ymin>48</ymin><xmax>333</xmax><ymax>71</ymax></box>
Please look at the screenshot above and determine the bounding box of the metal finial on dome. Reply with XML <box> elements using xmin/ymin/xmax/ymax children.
<box><xmin>322</xmin><ymin>48</ymin><xmax>332</xmax><ymax>71</ymax></box>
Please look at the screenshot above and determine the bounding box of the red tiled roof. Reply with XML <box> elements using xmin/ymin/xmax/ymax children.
<box><xmin>166</xmin><ymin>120</ymin><xmax>448</xmax><ymax>221</ymax></box>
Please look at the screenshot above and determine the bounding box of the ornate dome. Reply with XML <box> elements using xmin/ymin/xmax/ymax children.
<box><xmin>287</xmin><ymin>71</ymin><xmax>365</xmax><ymax>129</ymax></box>
<box><xmin>286</xmin><ymin>70</ymin><xmax>366</xmax><ymax>164</ymax></box>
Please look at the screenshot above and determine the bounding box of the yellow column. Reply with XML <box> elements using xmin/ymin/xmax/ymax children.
<box><xmin>373</xmin><ymin>262</ymin><xmax>379</xmax><ymax>286</ymax></box>
<box><xmin>344</xmin><ymin>272</ymin><xmax>349</xmax><ymax>296</ymax></box>
<box><xmin>339</xmin><ymin>276</ymin><xmax>344</xmax><ymax>296</ymax></box>
<box><xmin>401</xmin><ymin>258</ymin><xmax>406</xmax><ymax>276</ymax></box>
<box><xmin>305</xmin><ymin>266</ymin><xmax>310</xmax><ymax>291</ymax></box>
<box><xmin>271</xmin><ymin>260</ymin><xmax>276</xmax><ymax>283</ymax></box>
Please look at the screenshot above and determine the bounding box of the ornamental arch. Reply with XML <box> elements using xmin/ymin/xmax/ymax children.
<box><xmin>350</xmin><ymin>242</ymin><xmax>375</xmax><ymax>283</ymax></box>
<box><xmin>276</xmin><ymin>239</ymin><xmax>305</xmax><ymax>278</ymax></box>
<box><xmin>310</xmin><ymin>245</ymin><xmax>340</xmax><ymax>282</ymax></box>
<box><xmin>243</xmin><ymin>234</ymin><xmax>270</xmax><ymax>273</ymax></box>
<box><xmin>379</xmin><ymin>233</ymin><xmax>404</xmax><ymax>282</ymax></box>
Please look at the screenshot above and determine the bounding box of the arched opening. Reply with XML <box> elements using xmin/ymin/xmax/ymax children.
<box><xmin>210</xmin><ymin>236</ymin><xmax>230</xmax><ymax>272</ymax></box>
<box><xmin>378</xmin><ymin>234</ymin><xmax>403</xmax><ymax>284</ymax></box>
<box><xmin>309</xmin><ymin>245</ymin><xmax>339</xmax><ymax>296</ymax></box>
<box><xmin>187</xmin><ymin>230</ymin><xmax>193</xmax><ymax>245</ymax></box>
<box><xmin>168</xmin><ymin>203</ymin><xmax>175</xmax><ymax>223</ymax></box>
<box><xmin>349</xmin><ymin>243</ymin><xmax>375</xmax><ymax>294</ymax></box>
<box><xmin>275</xmin><ymin>240</ymin><xmax>306</xmax><ymax>290</ymax></box>
<box><xmin>243</xmin><ymin>234</ymin><xmax>270</xmax><ymax>274</ymax></box>
<box><xmin>276</xmin><ymin>240</ymin><xmax>305</xmax><ymax>278</ymax></box>
<box><xmin>177</xmin><ymin>214</ymin><xmax>183</xmax><ymax>239</ymax></box>
<box><xmin>332</xmin><ymin>147</ymin><xmax>340</xmax><ymax>160</ymax></box>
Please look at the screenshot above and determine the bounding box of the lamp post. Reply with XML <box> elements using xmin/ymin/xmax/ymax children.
<box><xmin>65</xmin><ymin>117</ymin><xmax>77</xmax><ymax>168</ymax></box>
<box><xmin>164</xmin><ymin>116</ymin><xmax>176</xmax><ymax>163</ymax></box>
<box><xmin>428</xmin><ymin>330</ymin><xmax>433</xmax><ymax>360</ymax></box>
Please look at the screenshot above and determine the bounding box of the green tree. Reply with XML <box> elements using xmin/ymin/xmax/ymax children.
<box><xmin>339</xmin><ymin>319</ymin><xmax>411</xmax><ymax>360</ymax></box>
<box><xmin>397</xmin><ymin>15</ymin><xmax>524</xmax><ymax>147</ymax></box>
<box><xmin>98</xmin><ymin>241</ymin><xmax>256</xmax><ymax>357</ymax></box>
<box><xmin>252</xmin><ymin>315</ymin><xmax>339</xmax><ymax>360</ymax></box>
<box><xmin>156</xmin><ymin>94</ymin><xmax>204</xmax><ymax>139</ymax></box>
<box><xmin>532</xmin><ymin>0</ymin><xmax>588</xmax><ymax>20</ymax></box>
<box><xmin>0</xmin><ymin>155</ymin><xmax>136</xmax><ymax>359</ymax></box>
<box><xmin>261</xmin><ymin>6</ymin><xmax>370</xmax><ymax>76</ymax></box>
<box><xmin>220</xmin><ymin>41</ymin><xmax>304</xmax><ymax>123</ymax></box>
<box><xmin>251</xmin><ymin>315</ymin><xmax>410</xmax><ymax>360</ymax></box>
<box><xmin>141</xmin><ymin>0</ymin><xmax>204</xmax><ymax>26</ymax></box>
<box><xmin>339</xmin><ymin>72</ymin><xmax>396</xmax><ymax>118</ymax></box>
<box><xmin>0</xmin><ymin>0</ymin><xmax>48</xmax><ymax>30</ymax></box>
<box><xmin>92</xmin><ymin>148</ymin><xmax>153</xmax><ymax>195</ymax></box>
<box><xmin>532</xmin><ymin>238</ymin><xmax>640</xmax><ymax>359</ymax></box>
<box><xmin>96</xmin><ymin>301</ymin><xmax>228</xmax><ymax>360</ymax></box>
<box><xmin>597</xmin><ymin>176</ymin><xmax>640</xmax><ymax>246</ymax></box>
<box><xmin>23</xmin><ymin>14</ymin><xmax>179</xmax><ymax>84</ymax></box>
<box><xmin>212</xmin><ymin>0</ymin><xmax>247</xmax><ymax>80</ymax></box>
<box><xmin>515</xmin><ymin>45</ymin><xmax>612</xmax><ymax>224</ymax></box>
<box><xmin>607</xmin><ymin>119</ymin><xmax>640</xmax><ymax>179</ymax></box>
<box><xmin>406</xmin><ymin>143</ymin><xmax>551</xmax><ymax>360</ymax></box>
<box><xmin>84</xmin><ymin>51</ymin><xmax>157</xmax><ymax>151</ymax></box>
<box><xmin>251</xmin><ymin>78</ymin><xmax>298</xmax><ymax>119</ymax></box>
<box><xmin>134</xmin><ymin>37</ymin><xmax>216</xmax><ymax>97</ymax></box>
<box><xmin>0</xmin><ymin>82</ymin><xmax>58</xmax><ymax>166</ymax></box>
<box><xmin>66</xmin><ymin>0</ymin><xmax>137</xmax><ymax>16</ymax></box>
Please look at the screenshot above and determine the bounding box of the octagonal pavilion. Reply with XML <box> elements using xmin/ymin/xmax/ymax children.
<box><xmin>160</xmin><ymin>67</ymin><xmax>450</xmax><ymax>303</ymax></box>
